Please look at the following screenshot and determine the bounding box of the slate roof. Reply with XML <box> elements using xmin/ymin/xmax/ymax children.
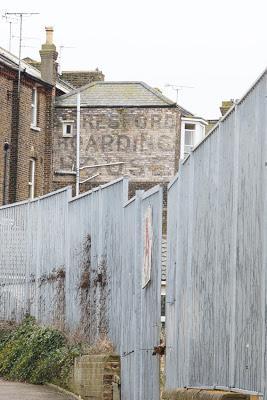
<box><xmin>0</xmin><ymin>47</ymin><xmax>41</xmax><ymax>79</ymax></box>
<box><xmin>56</xmin><ymin>81</ymin><xmax>177</xmax><ymax>108</ymax></box>
<box><xmin>0</xmin><ymin>47</ymin><xmax>72</xmax><ymax>93</ymax></box>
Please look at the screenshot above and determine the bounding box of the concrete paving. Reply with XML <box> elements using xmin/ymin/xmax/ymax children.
<box><xmin>0</xmin><ymin>379</ymin><xmax>75</xmax><ymax>400</ymax></box>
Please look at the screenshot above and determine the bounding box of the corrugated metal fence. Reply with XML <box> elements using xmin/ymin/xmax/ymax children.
<box><xmin>0</xmin><ymin>177</ymin><xmax>162</xmax><ymax>400</ymax></box>
<box><xmin>4</xmin><ymin>71</ymin><xmax>266</xmax><ymax>398</ymax></box>
<box><xmin>66</xmin><ymin>178</ymin><xmax>128</xmax><ymax>344</ymax></box>
<box><xmin>166</xmin><ymin>70</ymin><xmax>267</xmax><ymax>396</ymax></box>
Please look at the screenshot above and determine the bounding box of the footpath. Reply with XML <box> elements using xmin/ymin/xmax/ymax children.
<box><xmin>0</xmin><ymin>379</ymin><xmax>75</xmax><ymax>400</ymax></box>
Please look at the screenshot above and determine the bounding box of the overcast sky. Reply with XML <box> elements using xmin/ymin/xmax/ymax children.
<box><xmin>0</xmin><ymin>0</ymin><xmax>266</xmax><ymax>118</ymax></box>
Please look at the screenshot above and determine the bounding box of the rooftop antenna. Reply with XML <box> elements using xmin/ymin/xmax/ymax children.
<box><xmin>165</xmin><ymin>84</ymin><xmax>194</xmax><ymax>104</ymax></box>
<box><xmin>12</xmin><ymin>35</ymin><xmax>39</xmax><ymax>50</ymax></box>
<box><xmin>13</xmin><ymin>37</ymin><xmax>39</xmax><ymax>50</ymax></box>
<box><xmin>12</xmin><ymin>35</ymin><xmax>39</xmax><ymax>40</ymax></box>
<box><xmin>58</xmin><ymin>45</ymin><xmax>75</xmax><ymax>74</ymax></box>
<box><xmin>3</xmin><ymin>12</ymin><xmax>39</xmax><ymax>94</ymax></box>
<box><xmin>1</xmin><ymin>12</ymin><xmax>18</xmax><ymax>52</ymax></box>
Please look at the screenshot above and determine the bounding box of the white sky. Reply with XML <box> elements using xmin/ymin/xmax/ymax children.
<box><xmin>0</xmin><ymin>0</ymin><xmax>266</xmax><ymax>119</ymax></box>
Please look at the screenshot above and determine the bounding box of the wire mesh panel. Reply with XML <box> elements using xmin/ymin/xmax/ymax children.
<box><xmin>0</xmin><ymin>188</ymin><xmax>71</xmax><ymax>324</ymax></box>
<box><xmin>0</xmin><ymin>201</ymin><xmax>28</xmax><ymax>321</ymax></box>
<box><xmin>166</xmin><ymin>70</ymin><xmax>267</xmax><ymax>396</ymax></box>
<box><xmin>26</xmin><ymin>199</ymin><xmax>40</xmax><ymax>319</ymax></box>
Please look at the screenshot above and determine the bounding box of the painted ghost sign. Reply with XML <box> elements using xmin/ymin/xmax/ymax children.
<box><xmin>54</xmin><ymin>108</ymin><xmax>179</xmax><ymax>184</ymax></box>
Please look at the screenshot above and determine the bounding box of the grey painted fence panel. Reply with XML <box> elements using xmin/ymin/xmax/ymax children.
<box><xmin>100</xmin><ymin>179</ymin><xmax>128</xmax><ymax>348</ymax></box>
<box><xmin>166</xmin><ymin>156</ymin><xmax>194</xmax><ymax>388</ymax></box>
<box><xmin>121</xmin><ymin>195</ymin><xmax>140</xmax><ymax>400</ymax></box>
<box><xmin>214</xmin><ymin>114</ymin><xmax>235</xmax><ymax>387</ymax></box>
<box><xmin>65</xmin><ymin>179</ymin><xmax>128</xmax><ymax>345</ymax></box>
<box><xmin>166</xmin><ymin>177</ymin><xmax>179</xmax><ymax>387</ymax></box>
<box><xmin>191</xmin><ymin>130</ymin><xmax>221</xmax><ymax>386</ymax></box>
<box><xmin>67</xmin><ymin>192</ymin><xmax>94</xmax><ymax>335</ymax></box>
<box><xmin>121</xmin><ymin>187</ymin><xmax>162</xmax><ymax>400</ymax></box>
<box><xmin>234</xmin><ymin>80</ymin><xmax>265</xmax><ymax>392</ymax></box>
<box><xmin>37</xmin><ymin>189</ymin><xmax>71</xmax><ymax>328</ymax></box>
<box><xmin>89</xmin><ymin>188</ymin><xmax>101</xmax><ymax>341</ymax></box>
<box><xmin>166</xmin><ymin>70</ymin><xmax>267</xmax><ymax>396</ymax></box>
<box><xmin>139</xmin><ymin>186</ymin><xmax>162</xmax><ymax>400</ymax></box>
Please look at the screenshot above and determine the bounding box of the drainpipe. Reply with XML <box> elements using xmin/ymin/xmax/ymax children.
<box><xmin>3</xmin><ymin>141</ymin><xmax>10</xmax><ymax>205</ymax></box>
<box><xmin>76</xmin><ymin>92</ymin><xmax>80</xmax><ymax>196</ymax></box>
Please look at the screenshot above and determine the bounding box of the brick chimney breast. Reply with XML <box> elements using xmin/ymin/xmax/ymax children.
<box><xmin>61</xmin><ymin>70</ymin><xmax>105</xmax><ymax>88</ymax></box>
<box><xmin>39</xmin><ymin>26</ymin><xmax>58</xmax><ymax>85</ymax></box>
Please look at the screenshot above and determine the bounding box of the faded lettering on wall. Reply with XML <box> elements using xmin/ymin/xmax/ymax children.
<box><xmin>55</xmin><ymin>109</ymin><xmax>179</xmax><ymax>182</ymax></box>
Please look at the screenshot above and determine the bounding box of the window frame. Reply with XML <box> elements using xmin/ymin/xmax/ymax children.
<box><xmin>181</xmin><ymin>118</ymin><xmax>208</xmax><ymax>159</ymax></box>
<box><xmin>184</xmin><ymin>124</ymin><xmax>195</xmax><ymax>155</ymax></box>
<box><xmin>28</xmin><ymin>158</ymin><xmax>36</xmax><ymax>200</ymax></box>
<box><xmin>62</xmin><ymin>120</ymin><xmax>74</xmax><ymax>137</ymax></box>
<box><xmin>31</xmin><ymin>87</ymin><xmax>38</xmax><ymax>129</ymax></box>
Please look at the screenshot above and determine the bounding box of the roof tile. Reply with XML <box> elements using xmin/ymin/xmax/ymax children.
<box><xmin>56</xmin><ymin>81</ymin><xmax>176</xmax><ymax>107</ymax></box>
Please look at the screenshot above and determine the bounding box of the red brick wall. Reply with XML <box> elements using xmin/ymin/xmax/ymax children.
<box><xmin>0</xmin><ymin>73</ymin><xmax>13</xmax><ymax>204</ymax></box>
<box><xmin>0</xmin><ymin>66</ymin><xmax>54</xmax><ymax>205</ymax></box>
<box><xmin>61</xmin><ymin>70</ymin><xmax>104</xmax><ymax>88</ymax></box>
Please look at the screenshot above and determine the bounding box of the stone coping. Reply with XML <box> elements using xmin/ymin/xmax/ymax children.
<box><xmin>45</xmin><ymin>383</ymin><xmax>84</xmax><ymax>400</ymax></box>
<box><xmin>162</xmin><ymin>388</ymin><xmax>252</xmax><ymax>400</ymax></box>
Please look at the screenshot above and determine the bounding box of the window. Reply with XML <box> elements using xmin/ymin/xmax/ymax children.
<box><xmin>184</xmin><ymin>123</ymin><xmax>195</xmax><ymax>155</ymax></box>
<box><xmin>31</xmin><ymin>88</ymin><xmax>38</xmax><ymax>128</ymax></box>
<box><xmin>181</xmin><ymin>119</ymin><xmax>208</xmax><ymax>159</ymax></box>
<box><xmin>28</xmin><ymin>158</ymin><xmax>36</xmax><ymax>199</ymax></box>
<box><xmin>65</xmin><ymin>124</ymin><xmax>72</xmax><ymax>135</ymax></box>
<box><xmin>62</xmin><ymin>121</ymin><xmax>74</xmax><ymax>137</ymax></box>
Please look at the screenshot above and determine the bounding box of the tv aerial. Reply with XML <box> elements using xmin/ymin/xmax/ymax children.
<box><xmin>165</xmin><ymin>84</ymin><xmax>194</xmax><ymax>104</ymax></box>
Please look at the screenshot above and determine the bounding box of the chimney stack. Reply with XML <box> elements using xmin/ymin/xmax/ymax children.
<box><xmin>39</xmin><ymin>27</ymin><xmax>58</xmax><ymax>86</ymax></box>
<box><xmin>220</xmin><ymin>100</ymin><xmax>234</xmax><ymax>116</ymax></box>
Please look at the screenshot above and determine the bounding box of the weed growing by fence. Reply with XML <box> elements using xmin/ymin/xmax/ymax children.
<box><xmin>0</xmin><ymin>316</ymin><xmax>81</xmax><ymax>384</ymax></box>
<box><xmin>0</xmin><ymin>321</ymin><xmax>17</xmax><ymax>350</ymax></box>
<box><xmin>82</xmin><ymin>334</ymin><xmax>115</xmax><ymax>355</ymax></box>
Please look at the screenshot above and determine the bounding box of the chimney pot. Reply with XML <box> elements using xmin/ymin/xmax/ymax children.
<box><xmin>45</xmin><ymin>26</ymin><xmax>54</xmax><ymax>45</ymax></box>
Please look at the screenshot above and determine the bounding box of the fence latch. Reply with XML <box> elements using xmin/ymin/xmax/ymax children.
<box><xmin>152</xmin><ymin>340</ymin><xmax>166</xmax><ymax>356</ymax></box>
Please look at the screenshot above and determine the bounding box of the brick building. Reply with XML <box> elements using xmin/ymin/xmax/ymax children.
<box><xmin>53</xmin><ymin>81</ymin><xmax>185</xmax><ymax>197</ymax></box>
<box><xmin>0</xmin><ymin>27</ymin><xmax>103</xmax><ymax>206</ymax></box>
<box><xmin>0</xmin><ymin>29</ymin><xmax>73</xmax><ymax>205</ymax></box>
